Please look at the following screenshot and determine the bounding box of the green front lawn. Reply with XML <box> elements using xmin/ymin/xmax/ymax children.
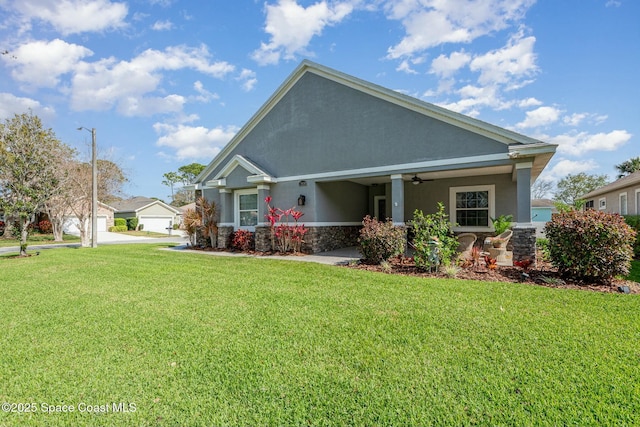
<box><xmin>0</xmin><ymin>233</ymin><xmax>80</xmax><ymax>248</ymax></box>
<box><xmin>628</xmin><ymin>259</ymin><xmax>640</xmax><ymax>283</ymax></box>
<box><xmin>1</xmin><ymin>245</ymin><xmax>639</xmax><ymax>426</ymax></box>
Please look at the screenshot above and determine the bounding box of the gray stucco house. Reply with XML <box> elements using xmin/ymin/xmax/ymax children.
<box><xmin>192</xmin><ymin>60</ymin><xmax>557</xmax><ymax>259</ymax></box>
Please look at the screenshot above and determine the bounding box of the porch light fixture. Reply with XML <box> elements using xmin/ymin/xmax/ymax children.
<box><xmin>299</xmin><ymin>180</ymin><xmax>307</xmax><ymax>186</ymax></box>
<box><xmin>297</xmin><ymin>195</ymin><xmax>306</xmax><ymax>206</ymax></box>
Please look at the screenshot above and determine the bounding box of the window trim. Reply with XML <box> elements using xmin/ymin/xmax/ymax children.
<box><xmin>449</xmin><ymin>185</ymin><xmax>495</xmax><ymax>232</ymax></box>
<box><xmin>599</xmin><ymin>197</ymin><xmax>606</xmax><ymax>210</ymax></box>
<box><xmin>234</xmin><ymin>188</ymin><xmax>258</xmax><ymax>231</ymax></box>
<box><xmin>619</xmin><ymin>192</ymin><xmax>628</xmax><ymax>215</ymax></box>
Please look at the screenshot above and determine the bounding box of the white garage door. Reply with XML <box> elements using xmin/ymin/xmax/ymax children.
<box><xmin>97</xmin><ymin>216</ymin><xmax>107</xmax><ymax>232</ymax></box>
<box><xmin>139</xmin><ymin>216</ymin><xmax>174</xmax><ymax>233</ymax></box>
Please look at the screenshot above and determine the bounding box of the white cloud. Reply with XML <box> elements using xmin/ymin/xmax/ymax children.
<box><xmin>518</xmin><ymin>97</ymin><xmax>543</xmax><ymax>108</ymax></box>
<box><xmin>151</xmin><ymin>20</ymin><xmax>174</xmax><ymax>31</ymax></box>
<box><xmin>516</xmin><ymin>106</ymin><xmax>562</xmax><ymax>129</ymax></box>
<box><xmin>237</xmin><ymin>68</ymin><xmax>257</xmax><ymax>92</ymax></box>
<box><xmin>6</xmin><ymin>39</ymin><xmax>93</xmax><ymax>88</ymax></box>
<box><xmin>430</xmin><ymin>50</ymin><xmax>471</xmax><ymax>78</ymax></box>
<box><xmin>548</xmin><ymin>130</ymin><xmax>632</xmax><ymax>156</ymax></box>
<box><xmin>10</xmin><ymin>0</ymin><xmax>128</xmax><ymax>35</ymax></box>
<box><xmin>562</xmin><ymin>112</ymin><xmax>608</xmax><ymax>127</ymax></box>
<box><xmin>252</xmin><ymin>0</ymin><xmax>355</xmax><ymax>65</ymax></box>
<box><xmin>0</xmin><ymin>92</ymin><xmax>55</xmax><ymax>120</ymax></box>
<box><xmin>469</xmin><ymin>29</ymin><xmax>537</xmax><ymax>88</ymax></box>
<box><xmin>191</xmin><ymin>81</ymin><xmax>219</xmax><ymax>103</ymax></box>
<box><xmin>153</xmin><ymin>122</ymin><xmax>239</xmax><ymax>160</ymax></box>
<box><xmin>545</xmin><ymin>158</ymin><xmax>599</xmax><ymax>179</ymax></box>
<box><xmin>386</xmin><ymin>0</ymin><xmax>536</xmax><ymax>59</ymax></box>
<box><xmin>70</xmin><ymin>45</ymin><xmax>234</xmax><ymax>115</ymax></box>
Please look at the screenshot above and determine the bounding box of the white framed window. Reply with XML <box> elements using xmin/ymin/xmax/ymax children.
<box><xmin>585</xmin><ymin>200</ymin><xmax>595</xmax><ymax>210</ymax></box>
<box><xmin>449</xmin><ymin>185</ymin><xmax>495</xmax><ymax>231</ymax></box>
<box><xmin>235</xmin><ymin>189</ymin><xmax>258</xmax><ymax>230</ymax></box>
<box><xmin>619</xmin><ymin>193</ymin><xmax>628</xmax><ymax>215</ymax></box>
<box><xmin>599</xmin><ymin>197</ymin><xmax>606</xmax><ymax>210</ymax></box>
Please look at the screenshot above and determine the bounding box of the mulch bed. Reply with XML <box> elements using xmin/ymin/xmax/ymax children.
<box><xmin>347</xmin><ymin>252</ymin><xmax>640</xmax><ymax>294</ymax></box>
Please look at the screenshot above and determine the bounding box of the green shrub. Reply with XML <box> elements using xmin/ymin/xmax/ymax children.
<box><xmin>126</xmin><ymin>217</ymin><xmax>138</xmax><ymax>231</ymax></box>
<box><xmin>623</xmin><ymin>215</ymin><xmax>640</xmax><ymax>259</ymax></box>
<box><xmin>544</xmin><ymin>210</ymin><xmax>636</xmax><ymax>283</ymax></box>
<box><xmin>114</xmin><ymin>218</ymin><xmax>126</xmax><ymax>227</ymax></box>
<box><xmin>108</xmin><ymin>225</ymin><xmax>128</xmax><ymax>232</ymax></box>
<box><xmin>536</xmin><ymin>238</ymin><xmax>550</xmax><ymax>262</ymax></box>
<box><xmin>490</xmin><ymin>214</ymin><xmax>513</xmax><ymax>235</ymax></box>
<box><xmin>411</xmin><ymin>203</ymin><xmax>458</xmax><ymax>269</ymax></box>
<box><xmin>138</xmin><ymin>223</ymin><xmax>144</xmax><ymax>231</ymax></box>
<box><xmin>358</xmin><ymin>216</ymin><xmax>405</xmax><ymax>264</ymax></box>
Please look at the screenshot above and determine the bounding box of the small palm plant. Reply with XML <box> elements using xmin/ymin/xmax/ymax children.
<box><xmin>196</xmin><ymin>196</ymin><xmax>218</xmax><ymax>248</ymax></box>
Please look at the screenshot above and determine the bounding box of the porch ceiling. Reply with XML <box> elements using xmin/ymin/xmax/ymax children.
<box><xmin>346</xmin><ymin>164</ymin><xmax>513</xmax><ymax>186</ymax></box>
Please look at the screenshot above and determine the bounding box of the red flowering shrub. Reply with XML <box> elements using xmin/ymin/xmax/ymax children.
<box><xmin>544</xmin><ymin>210</ymin><xmax>636</xmax><ymax>283</ymax></box>
<box><xmin>264</xmin><ymin>197</ymin><xmax>308</xmax><ymax>253</ymax></box>
<box><xmin>37</xmin><ymin>220</ymin><xmax>53</xmax><ymax>234</ymax></box>
<box><xmin>232</xmin><ymin>229</ymin><xmax>254</xmax><ymax>252</ymax></box>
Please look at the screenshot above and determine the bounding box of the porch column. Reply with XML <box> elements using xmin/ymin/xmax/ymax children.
<box><xmin>390</xmin><ymin>174</ymin><xmax>405</xmax><ymax>225</ymax></box>
<box><xmin>255</xmin><ymin>185</ymin><xmax>271</xmax><ymax>252</ymax></box>
<box><xmin>514</xmin><ymin>162</ymin><xmax>536</xmax><ymax>265</ymax></box>
<box><xmin>217</xmin><ymin>189</ymin><xmax>233</xmax><ymax>249</ymax></box>
<box><xmin>515</xmin><ymin>162</ymin><xmax>533</xmax><ymax>224</ymax></box>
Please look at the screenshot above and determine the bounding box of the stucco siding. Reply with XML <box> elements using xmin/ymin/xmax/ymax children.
<box><xmin>202</xmin><ymin>73</ymin><xmax>509</xmax><ymax>183</ymax></box>
<box><xmin>405</xmin><ymin>174</ymin><xmax>517</xmax><ymax>222</ymax></box>
<box><xmin>315</xmin><ymin>181</ymin><xmax>368</xmax><ymax>222</ymax></box>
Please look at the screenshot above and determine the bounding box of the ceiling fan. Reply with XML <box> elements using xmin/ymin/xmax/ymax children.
<box><xmin>411</xmin><ymin>174</ymin><xmax>433</xmax><ymax>185</ymax></box>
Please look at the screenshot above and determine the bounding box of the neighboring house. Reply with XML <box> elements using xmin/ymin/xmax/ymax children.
<box><xmin>63</xmin><ymin>202</ymin><xmax>117</xmax><ymax>235</ymax></box>
<box><xmin>531</xmin><ymin>198</ymin><xmax>557</xmax><ymax>237</ymax></box>
<box><xmin>111</xmin><ymin>197</ymin><xmax>180</xmax><ymax>233</ymax></box>
<box><xmin>581</xmin><ymin>171</ymin><xmax>640</xmax><ymax>215</ymax></box>
<box><xmin>191</xmin><ymin>61</ymin><xmax>557</xmax><ymax>259</ymax></box>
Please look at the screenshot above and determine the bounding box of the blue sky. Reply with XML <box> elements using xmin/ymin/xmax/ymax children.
<box><xmin>0</xmin><ymin>0</ymin><xmax>637</xmax><ymax>200</ymax></box>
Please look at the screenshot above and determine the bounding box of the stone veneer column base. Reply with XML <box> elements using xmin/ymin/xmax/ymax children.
<box><xmin>512</xmin><ymin>226</ymin><xmax>537</xmax><ymax>266</ymax></box>
<box><xmin>254</xmin><ymin>226</ymin><xmax>272</xmax><ymax>252</ymax></box>
<box><xmin>216</xmin><ymin>226</ymin><xmax>234</xmax><ymax>249</ymax></box>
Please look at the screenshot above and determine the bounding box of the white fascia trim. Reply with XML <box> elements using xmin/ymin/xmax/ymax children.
<box><xmin>206</xmin><ymin>178</ymin><xmax>226</xmax><ymax>188</ymax></box>
<box><xmin>248</xmin><ymin>175</ymin><xmax>278</xmax><ymax>184</ymax></box>
<box><xmin>219</xmin><ymin>222</ymin><xmax>235</xmax><ymax>227</ymax></box>
<box><xmin>277</xmin><ymin>153</ymin><xmax>510</xmax><ymax>183</ymax></box>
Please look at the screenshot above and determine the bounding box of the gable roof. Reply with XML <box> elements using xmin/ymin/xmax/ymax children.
<box><xmin>195</xmin><ymin>60</ymin><xmax>556</xmax><ymax>185</ymax></box>
<box><xmin>110</xmin><ymin>196</ymin><xmax>180</xmax><ymax>214</ymax></box>
<box><xmin>582</xmin><ymin>171</ymin><xmax>640</xmax><ymax>199</ymax></box>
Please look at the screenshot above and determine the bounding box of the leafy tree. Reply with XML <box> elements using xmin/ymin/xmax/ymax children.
<box><xmin>615</xmin><ymin>156</ymin><xmax>640</xmax><ymax>178</ymax></box>
<box><xmin>162</xmin><ymin>171</ymin><xmax>181</xmax><ymax>199</ymax></box>
<box><xmin>554</xmin><ymin>172</ymin><xmax>609</xmax><ymax>207</ymax></box>
<box><xmin>162</xmin><ymin>162</ymin><xmax>205</xmax><ymax>205</ymax></box>
<box><xmin>178</xmin><ymin>162</ymin><xmax>205</xmax><ymax>185</ymax></box>
<box><xmin>0</xmin><ymin>113</ymin><xmax>71</xmax><ymax>255</ymax></box>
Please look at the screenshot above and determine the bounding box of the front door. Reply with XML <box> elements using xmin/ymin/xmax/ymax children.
<box><xmin>374</xmin><ymin>196</ymin><xmax>387</xmax><ymax>221</ymax></box>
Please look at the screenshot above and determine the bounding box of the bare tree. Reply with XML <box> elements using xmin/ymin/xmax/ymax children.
<box><xmin>531</xmin><ymin>179</ymin><xmax>555</xmax><ymax>200</ymax></box>
<box><xmin>196</xmin><ymin>196</ymin><xmax>218</xmax><ymax>248</ymax></box>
